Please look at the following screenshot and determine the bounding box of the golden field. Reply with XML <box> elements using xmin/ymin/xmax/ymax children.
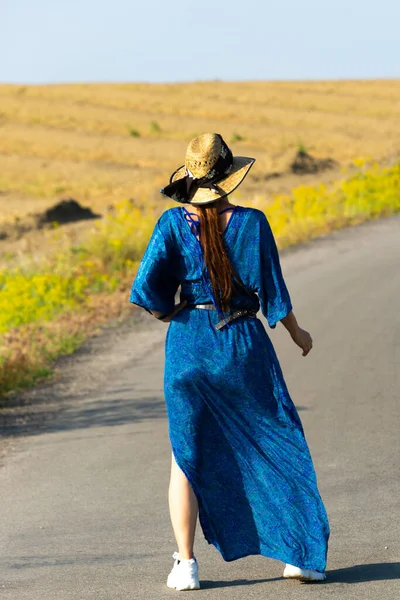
<box><xmin>1</xmin><ymin>80</ymin><xmax>400</xmax><ymax>221</ymax></box>
<box><xmin>0</xmin><ymin>80</ymin><xmax>399</xmax><ymax>397</ymax></box>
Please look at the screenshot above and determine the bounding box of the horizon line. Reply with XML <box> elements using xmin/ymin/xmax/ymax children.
<box><xmin>1</xmin><ymin>76</ymin><xmax>400</xmax><ymax>87</ymax></box>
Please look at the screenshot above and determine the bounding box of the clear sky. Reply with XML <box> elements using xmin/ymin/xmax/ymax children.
<box><xmin>2</xmin><ymin>0</ymin><xmax>400</xmax><ymax>83</ymax></box>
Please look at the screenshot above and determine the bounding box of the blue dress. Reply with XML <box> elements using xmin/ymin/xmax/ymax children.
<box><xmin>129</xmin><ymin>205</ymin><xmax>330</xmax><ymax>572</ymax></box>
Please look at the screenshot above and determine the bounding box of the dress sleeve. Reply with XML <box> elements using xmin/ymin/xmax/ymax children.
<box><xmin>257</xmin><ymin>213</ymin><xmax>292</xmax><ymax>329</ymax></box>
<box><xmin>129</xmin><ymin>216</ymin><xmax>179</xmax><ymax>315</ymax></box>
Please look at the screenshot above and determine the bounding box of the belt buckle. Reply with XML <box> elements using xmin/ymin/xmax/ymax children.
<box><xmin>195</xmin><ymin>303</ymin><xmax>215</xmax><ymax>310</ymax></box>
<box><xmin>215</xmin><ymin>308</ymin><xmax>254</xmax><ymax>331</ymax></box>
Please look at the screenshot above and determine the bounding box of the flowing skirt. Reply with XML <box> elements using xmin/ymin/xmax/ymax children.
<box><xmin>164</xmin><ymin>308</ymin><xmax>330</xmax><ymax>572</ymax></box>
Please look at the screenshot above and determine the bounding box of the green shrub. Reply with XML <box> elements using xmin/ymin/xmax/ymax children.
<box><xmin>231</xmin><ymin>132</ymin><xmax>245</xmax><ymax>143</ymax></box>
<box><xmin>150</xmin><ymin>120</ymin><xmax>161</xmax><ymax>133</ymax></box>
<box><xmin>128</xmin><ymin>127</ymin><xmax>140</xmax><ymax>138</ymax></box>
<box><xmin>297</xmin><ymin>139</ymin><xmax>308</xmax><ymax>156</ymax></box>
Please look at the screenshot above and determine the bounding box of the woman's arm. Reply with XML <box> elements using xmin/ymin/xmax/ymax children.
<box><xmin>280</xmin><ymin>310</ymin><xmax>313</xmax><ymax>357</ymax></box>
<box><xmin>150</xmin><ymin>300</ymin><xmax>188</xmax><ymax>323</ymax></box>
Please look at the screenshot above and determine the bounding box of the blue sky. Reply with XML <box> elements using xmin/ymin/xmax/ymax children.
<box><xmin>2</xmin><ymin>0</ymin><xmax>400</xmax><ymax>83</ymax></box>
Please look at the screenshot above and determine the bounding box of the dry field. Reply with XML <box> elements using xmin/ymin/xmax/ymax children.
<box><xmin>1</xmin><ymin>79</ymin><xmax>399</xmax><ymax>396</ymax></box>
<box><xmin>1</xmin><ymin>79</ymin><xmax>400</xmax><ymax>225</ymax></box>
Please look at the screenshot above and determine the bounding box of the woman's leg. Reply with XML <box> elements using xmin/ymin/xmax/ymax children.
<box><xmin>168</xmin><ymin>452</ymin><xmax>199</xmax><ymax>559</ymax></box>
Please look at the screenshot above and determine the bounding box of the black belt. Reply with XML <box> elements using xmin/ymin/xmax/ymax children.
<box><xmin>189</xmin><ymin>303</ymin><xmax>257</xmax><ymax>330</ymax></box>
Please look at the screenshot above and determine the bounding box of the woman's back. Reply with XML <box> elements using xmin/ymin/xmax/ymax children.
<box><xmin>131</xmin><ymin>205</ymin><xmax>292</xmax><ymax>329</ymax></box>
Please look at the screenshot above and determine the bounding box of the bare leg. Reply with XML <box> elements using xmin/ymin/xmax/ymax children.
<box><xmin>168</xmin><ymin>452</ymin><xmax>199</xmax><ymax>560</ymax></box>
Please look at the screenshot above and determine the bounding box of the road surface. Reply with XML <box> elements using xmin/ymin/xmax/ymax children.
<box><xmin>1</xmin><ymin>216</ymin><xmax>399</xmax><ymax>599</ymax></box>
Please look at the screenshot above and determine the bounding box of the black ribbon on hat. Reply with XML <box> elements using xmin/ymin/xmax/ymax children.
<box><xmin>161</xmin><ymin>135</ymin><xmax>233</xmax><ymax>203</ymax></box>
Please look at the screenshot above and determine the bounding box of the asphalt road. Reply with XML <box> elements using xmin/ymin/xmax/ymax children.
<box><xmin>1</xmin><ymin>216</ymin><xmax>399</xmax><ymax>600</ymax></box>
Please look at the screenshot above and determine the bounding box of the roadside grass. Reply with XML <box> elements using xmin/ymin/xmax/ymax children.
<box><xmin>0</xmin><ymin>162</ymin><xmax>399</xmax><ymax>398</ymax></box>
<box><xmin>0</xmin><ymin>289</ymin><xmax>130</xmax><ymax>399</ymax></box>
<box><xmin>259</xmin><ymin>160</ymin><xmax>400</xmax><ymax>246</ymax></box>
<box><xmin>0</xmin><ymin>204</ymin><xmax>157</xmax><ymax>397</ymax></box>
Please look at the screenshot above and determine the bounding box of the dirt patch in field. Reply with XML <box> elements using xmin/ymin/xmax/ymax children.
<box><xmin>0</xmin><ymin>199</ymin><xmax>100</xmax><ymax>242</ymax></box>
<box><xmin>37</xmin><ymin>199</ymin><xmax>100</xmax><ymax>226</ymax></box>
<box><xmin>290</xmin><ymin>150</ymin><xmax>338</xmax><ymax>175</ymax></box>
<box><xmin>251</xmin><ymin>150</ymin><xmax>340</xmax><ymax>184</ymax></box>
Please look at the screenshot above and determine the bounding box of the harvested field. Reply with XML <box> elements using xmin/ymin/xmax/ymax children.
<box><xmin>1</xmin><ymin>80</ymin><xmax>399</xmax><ymax>396</ymax></box>
<box><xmin>0</xmin><ymin>80</ymin><xmax>399</xmax><ymax>226</ymax></box>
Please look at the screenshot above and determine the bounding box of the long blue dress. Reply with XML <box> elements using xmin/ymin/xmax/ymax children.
<box><xmin>129</xmin><ymin>205</ymin><xmax>330</xmax><ymax>572</ymax></box>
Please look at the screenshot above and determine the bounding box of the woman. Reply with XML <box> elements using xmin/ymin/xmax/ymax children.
<box><xmin>130</xmin><ymin>133</ymin><xmax>330</xmax><ymax>591</ymax></box>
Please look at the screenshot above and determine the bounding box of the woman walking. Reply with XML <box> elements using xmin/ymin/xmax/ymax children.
<box><xmin>130</xmin><ymin>133</ymin><xmax>330</xmax><ymax>590</ymax></box>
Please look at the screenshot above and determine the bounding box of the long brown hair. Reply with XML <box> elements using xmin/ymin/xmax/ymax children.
<box><xmin>197</xmin><ymin>204</ymin><xmax>236</xmax><ymax>311</ymax></box>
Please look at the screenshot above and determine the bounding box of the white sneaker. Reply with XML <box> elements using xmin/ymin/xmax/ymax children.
<box><xmin>283</xmin><ymin>564</ymin><xmax>326</xmax><ymax>582</ymax></box>
<box><xmin>167</xmin><ymin>552</ymin><xmax>200</xmax><ymax>591</ymax></box>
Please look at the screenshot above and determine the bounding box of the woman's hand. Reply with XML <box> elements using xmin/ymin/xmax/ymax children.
<box><xmin>280</xmin><ymin>310</ymin><xmax>313</xmax><ymax>357</ymax></box>
<box><xmin>161</xmin><ymin>300</ymin><xmax>188</xmax><ymax>322</ymax></box>
<box><xmin>290</xmin><ymin>327</ymin><xmax>313</xmax><ymax>357</ymax></box>
<box><xmin>151</xmin><ymin>300</ymin><xmax>188</xmax><ymax>323</ymax></box>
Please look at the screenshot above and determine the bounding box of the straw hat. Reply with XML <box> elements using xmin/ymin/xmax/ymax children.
<box><xmin>160</xmin><ymin>133</ymin><xmax>255</xmax><ymax>205</ymax></box>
